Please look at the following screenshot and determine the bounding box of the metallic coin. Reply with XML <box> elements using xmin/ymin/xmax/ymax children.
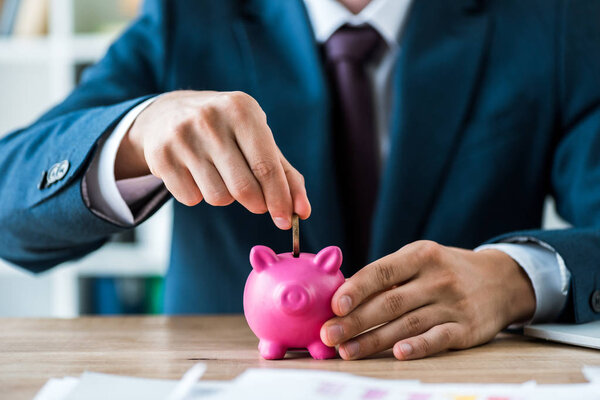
<box><xmin>292</xmin><ymin>214</ymin><xmax>300</xmax><ymax>257</ymax></box>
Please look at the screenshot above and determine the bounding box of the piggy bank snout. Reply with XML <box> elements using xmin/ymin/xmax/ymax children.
<box><xmin>275</xmin><ymin>283</ymin><xmax>312</xmax><ymax>316</ymax></box>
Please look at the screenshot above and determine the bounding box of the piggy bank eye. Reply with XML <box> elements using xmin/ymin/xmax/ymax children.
<box><xmin>314</xmin><ymin>246</ymin><xmax>343</xmax><ymax>274</ymax></box>
<box><xmin>250</xmin><ymin>245</ymin><xmax>279</xmax><ymax>272</ymax></box>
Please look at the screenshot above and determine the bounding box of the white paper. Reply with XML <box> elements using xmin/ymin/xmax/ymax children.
<box><xmin>34</xmin><ymin>377</ymin><xmax>79</xmax><ymax>400</ymax></box>
<box><xmin>583</xmin><ymin>365</ymin><xmax>600</xmax><ymax>384</ymax></box>
<box><xmin>214</xmin><ymin>368</ymin><xmax>600</xmax><ymax>400</ymax></box>
<box><xmin>60</xmin><ymin>363</ymin><xmax>223</xmax><ymax>400</ymax></box>
<box><xmin>35</xmin><ymin>364</ymin><xmax>600</xmax><ymax>400</ymax></box>
<box><xmin>63</xmin><ymin>372</ymin><xmax>177</xmax><ymax>400</ymax></box>
<box><xmin>167</xmin><ymin>363</ymin><xmax>208</xmax><ymax>400</ymax></box>
<box><xmin>217</xmin><ymin>368</ymin><xmax>419</xmax><ymax>400</ymax></box>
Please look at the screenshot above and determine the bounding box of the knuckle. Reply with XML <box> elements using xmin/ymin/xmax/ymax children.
<box><xmin>437</xmin><ymin>269</ymin><xmax>461</xmax><ymax>294</ymax></box>
<box><xmin>447</xmin><ymin>275</ymin><xmax>462</xmax><ymax>295</ymax></box>
<box><xmin>347</xmin><ymin>312</ymin><xmax>364</xmax><ymax>333</ymax></box>
<box><xmin>188</xmin><ymin>193</ymin><xmax>203</xmax><ymax>207</ymax></box>
<box><xmin>286</xmin><ymin>168</ymin><xmax>305</xmax><ymax>186</ymax></box>
<box><xmin>177</xmin><ymin>191</ymin><xmax>202</xmax><ymax>207</ymax></box>
<box><xmin>170</xmin><ymin>118</ymin><xmax>195</xmax><ymax>144</ymax></box>
<box><xmin>223</xmin><ymin>91</ymin><xmax>253</xmax><ymax>117</ymax></box>
<box><xmin>453</xmin><ymin>328</ymin><xmax>470</xmax><ymax>349</ymax></box>
<box><xmin>416</xmin><ymin>336</ymin><xmax>432</xmax><ymax>355</ymax></box>
<box><xmin>365</xmin><ymin>332</ymin><xmax>381</xmax><ymax>352</ymax></box>
<box><xmin>229</xmin><ymin>177</ymin><xmax>255</xmax><ymax>201</ymax></box>
<box><xmin>260</xmin><ymin>109</ymin><xmax>267</xmax><ymax>122</ymax></box>
<box><xmin>285</xmin><ymin>167</ymin><xmax>306</xmax><ymax>190</ymax></box>
<box><xmin>373</xmin><ymin>262</ymin><xmax>394</xmax><ymax>287</ymax></box>
<box><xmin>148</xmin><ymin>164</ymin><xmax>160</xmax><ymax>177</ymax></box>
<box><xmin>197</xmin><ymin>104</ymin><xmax>219</xmax><ymax>124</ymax></box>
<box><xmin>251</xmin><ymin>160</ymin><xmax>278</xmax><ymax>181</ymax></box>
<box><xmin>346</xmin><ymin>280</ymin><xmax>369</xmax><ymax>303</ymax></box>
<box><xmin>204</xmin><ymin>189</ymin><xmax>233</xmax><ymax>206</ymax></box>
<box><xmin>196</xmin><ymin>108</ymin><xmax>226</xmax><ymax>143</ymax></box>
<box><xmin>438</xmin><ymin>326</ymin><xmax>453</xmax><ymax>346</ymax></box>
<box><xmin>417</xmin><ymin>240</ymin><xmax>442</xmax><ymax>263</ymax></box>
<box><xmin>404</xmin><ymin>314</ymin><xmax>423</xmax><ymax>335</ymax></box>
<box><xmin>177</xmin><ymin>197</ymin><xmax>194</xmax><ymax>207</ymax></box>
<box><xmin>382</xmin><ymin>291</ymin><xmax>405</xmax><ymax>316</ymax></box>
<box><xmin>295</xmin><ymin>171</ymin><xmax>306</xmax><ymax>186</ymax></box>
<box><xmin>148</xmin><ymin>145</ymin><xmax>173</xmax><ymax>170</ymax></box>
<box><xmin>229</xmin><ymin>90</ymin><xmax>253</xmax><ymax>104</ymax></box>
<box><xmin>454</xmin><ymin>298</ymin><xmax>471</xmax><ymax>315</ymax></box>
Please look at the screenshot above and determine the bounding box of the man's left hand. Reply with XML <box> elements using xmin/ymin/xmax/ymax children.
<box><xmin>320</xmin><ymin>240</ymin><xmax>536</xmax><ymax>360</ymax></box>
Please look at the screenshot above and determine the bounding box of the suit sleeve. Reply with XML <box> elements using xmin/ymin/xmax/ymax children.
<box><xmin>0</xmin><ymin>0</ymin><xmax>170</xmax><ymax>272</ymax></box>
<box><xmin>488</xmin><ymin>0</ymin><xmax>600</xmax><ymax>323</ymax></box>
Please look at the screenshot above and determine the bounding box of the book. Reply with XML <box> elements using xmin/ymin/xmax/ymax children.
<box><xmin>81</xmin><ymin>276</ymin><xmax>164</xmax><ymax>315</ymax></box>
<box><xmin>0</xmin><ymin>0</ymin><xmax>20</xmax><ymax>36</ymax></box>
<box><xmin>13</xmin><ymin>0</ymin><xmax>47</xmax><ymax>36</ymax></box>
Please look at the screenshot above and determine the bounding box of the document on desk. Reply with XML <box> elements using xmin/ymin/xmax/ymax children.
<box><xmin>216</xmin><ymin>368</ymin><xmax>600</xmax><ymax>400</ymax></box>
<box><xmin>35</xmin><ymin>364</ymin><xmax>600</xmax><ymax>400</ymax></box>
<box><xmin>218</xmin><ymin>368</ymin><xmax>418</xmax><ymax>399</ymax></box>
<box><xmin>34</xmin><ymin>369</ymin><xmax>228</xmax><ymax>400</ymax></box>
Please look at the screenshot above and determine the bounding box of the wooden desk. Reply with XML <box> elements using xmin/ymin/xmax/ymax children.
<box><xmin>1</xmin><ymin>316</ymin><xmax>599</xmax><ymax>399</ymax></box>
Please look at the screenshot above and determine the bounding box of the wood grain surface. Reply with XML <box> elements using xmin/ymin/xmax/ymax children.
<box><xmin>1</xmin><ymin>315</ymin><xmax>599</xmax><ymax>399</ymax></box>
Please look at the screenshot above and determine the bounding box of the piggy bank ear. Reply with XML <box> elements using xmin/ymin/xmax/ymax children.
<box><xmin>314</xmin><ymin>246</ymin><xmax>343</xmax><ymax>274</ymax></box>
<box><xmin>250</xmin><ymin>245</ymin><xmax>279</xmax><ymax>272</ymax></box>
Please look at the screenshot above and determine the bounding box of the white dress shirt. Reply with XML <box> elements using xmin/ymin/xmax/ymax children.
<box><xmin>83</xmin><ymin>0</ymin><xmax>570</xmax><ymax>323</ymax></box>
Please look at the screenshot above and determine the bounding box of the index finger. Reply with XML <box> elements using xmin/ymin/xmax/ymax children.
<box><xmin>279</xmin><ymin>153</ymin><xmax>311</xmax><ymax>220</ymax></box>
<box><xmin>230</xmin><ymin>99</ymin><xmax>294</xmax><ymax>230</ymax></box>
<box><xmin>331</xmin><ymin>246</ymin><xmax>423</xmax><ymax>317</ymax></box>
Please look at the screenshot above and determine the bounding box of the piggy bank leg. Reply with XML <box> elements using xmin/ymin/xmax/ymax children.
<box><xmin>307</xmin><ymin>341</ymin><xmax>336</xmax><ymax>360</ymax></box>
<box><xmin>258</xmin><ymin>340</ymin><xmax>287</xmax><ymax>360</ymax></box>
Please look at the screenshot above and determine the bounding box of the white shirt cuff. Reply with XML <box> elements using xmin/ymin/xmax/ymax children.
<box><xmin>84</xmin><ymin>96</ymin><xmax>162</xmax><ymax>225</ymax></box>
<box><xmin>475</xmin><ymin>239</ymin><xmax>571</xmax><ymax>324</ymax></box>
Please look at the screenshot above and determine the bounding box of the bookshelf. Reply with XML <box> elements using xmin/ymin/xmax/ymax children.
<box><xmin>0</xmin><ymin>0</ymin><xmax>171</xmax><ymax>317</ymax></box>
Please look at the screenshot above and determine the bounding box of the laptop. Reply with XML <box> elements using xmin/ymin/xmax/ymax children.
<box><xmin>524</xmin><ymin>320</ymin><xmax>600</xmax><ymax>350</ymax></box>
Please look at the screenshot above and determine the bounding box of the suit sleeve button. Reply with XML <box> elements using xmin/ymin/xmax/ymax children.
<box><xmin>46</xmin><ymin>160</ymin><xmax>70</xmax><ymax>186</ymax></box>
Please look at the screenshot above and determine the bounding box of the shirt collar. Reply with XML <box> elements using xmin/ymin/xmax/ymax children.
<box><xmin>302</xmin><ymin>0</ymin><xmax>413</xmax><ymax>47</ymax></box>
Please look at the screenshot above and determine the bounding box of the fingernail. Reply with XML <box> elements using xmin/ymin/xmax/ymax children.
<box><xmin>398</xmin><ymin>343</ymin><xmax>413</xmax><ymax>358</ymax></box>
<box><xmin>326</xmin><ymin>324</ymin><xmax>344</xmax><ymax>343</ymax></box>
<box><xmin>273</xmin><ymin>217</ymin><xmax>291</xmax><ymax>230</ymax></box>
<box><xmin>338</xmin><ymin>295</ymin><xmax>352</xmax><ymax>315</ymax></box>
<box><xmin>342</xmin><ymin>340</ymin><xmax>360</xmax><ymax>359</ymax></box>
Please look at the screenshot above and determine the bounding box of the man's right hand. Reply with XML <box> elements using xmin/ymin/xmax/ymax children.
<box><xmin>115</xmin><ymin>90</ymin><xmax>311</xmax><ymax>229</ymax></box>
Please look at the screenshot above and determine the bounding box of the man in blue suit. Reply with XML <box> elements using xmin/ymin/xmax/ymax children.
<box><xmin>1</xmin><ymin>0</ymin><xmax>600</xmax><ymax>361</ymax></box>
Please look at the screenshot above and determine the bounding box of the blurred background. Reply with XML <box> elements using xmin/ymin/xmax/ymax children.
<box><xmin>0</xmin><ymin>0</ymin><xmax>569</xmax><ymax>318</ymax></box>
<box><xmin>0</xmin><ymin>0</ymin><xmax>172</xmax><ymax>318</ymax></box>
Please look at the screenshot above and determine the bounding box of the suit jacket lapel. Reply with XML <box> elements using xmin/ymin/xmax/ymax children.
<box><xmin>234</xmin><ymin>0</ymin><xmax>346</xmax><ymax>255</ymax></box>
<box><xmin>371</xmin><ymin>0</ymin><xmax>491</xmax><ymax>259</ymax></box>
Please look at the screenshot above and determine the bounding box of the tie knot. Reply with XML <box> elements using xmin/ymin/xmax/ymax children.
<box><xmin>324</xmin><ymin>25</ymin><xmax>383</xmax><ymax>64</ymax></box>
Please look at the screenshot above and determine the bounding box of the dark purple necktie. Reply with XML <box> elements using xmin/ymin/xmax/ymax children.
<box><xmin>323</xmin><ymin>25</ymin><xmax>383</xmax><ymax>269</ymax></box>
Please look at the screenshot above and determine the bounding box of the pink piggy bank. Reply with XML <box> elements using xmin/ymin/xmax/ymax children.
<box><xmin>243</xmin><ymin>245</ymin><xmax>345</xmax><ymax>360</ymax></box>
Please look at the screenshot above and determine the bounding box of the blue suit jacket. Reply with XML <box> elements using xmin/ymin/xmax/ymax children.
<box><xmin>1</xmin><ymin>0</ymin><xmax>600</xmax><ymax>321</ymax></box>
